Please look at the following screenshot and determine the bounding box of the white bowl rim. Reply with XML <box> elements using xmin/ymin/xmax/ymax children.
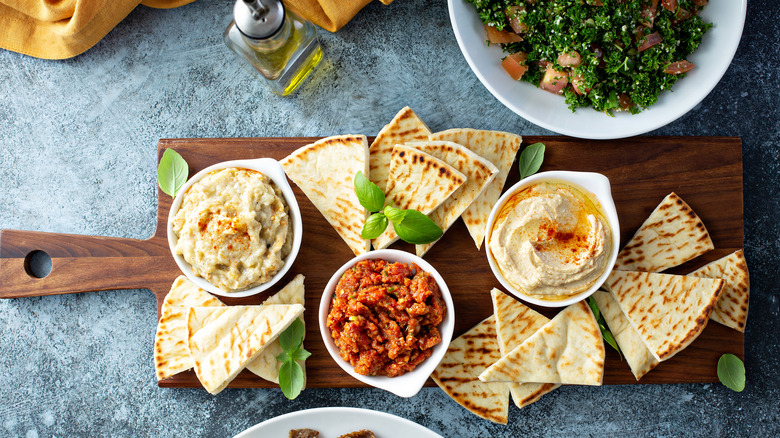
<box><xmin>318</xmin><ymin>249</ymin><xmax>455</xmax><ymax>398</ymax></box>
<box><xmin>447</xmin><ymin>0</ymin><xmax>748</xmax><ymax>139</ymax></box>
<box><xmin>484</xmin><ymin>171</ymin><xmax>620</xmax><ymax>308</ymax></box>
<box><xmin>166</xmin><ymin>158</ymin><xmax>303</xmax><ymax>298</ymax></box>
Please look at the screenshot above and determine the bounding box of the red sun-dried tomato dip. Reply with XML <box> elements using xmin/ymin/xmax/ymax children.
<box><xmin>327</xmin><ymin>259</ymin><xmax>447</xmax><ymax>377</ymax></box>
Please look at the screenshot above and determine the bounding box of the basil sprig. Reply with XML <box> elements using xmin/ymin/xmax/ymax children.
<box><xmin>355</xmin><ymin>170</ymin><xmax>385</xmax><ymax>212</ymax></box>
<box><xmin>355</xmin><ymin>172</ymin><xmax>443</xmax><ymax>244</ymax></box>
<box><xmin>276</xmin><ymin>319</ymin><xmax>310</xmax><ymax>400</ymax></box>
<box><xmin>717</xmin><ymin>353</ymin><xmax>745</xmax><ymax>392</ymax></box>
<box><xmin>157</xmin><ymin>148</ymin><xmax>189</xmax><ymax>197</ymax></box>
<box><xmin>587</xmin><ymin>296</ymin><xmax>622</xmax><ymax>360</ymax></box>
<box><xmin>518</xmin><ymin>142</ymin><xmax>545</xmax><ymax>179</ymax></box>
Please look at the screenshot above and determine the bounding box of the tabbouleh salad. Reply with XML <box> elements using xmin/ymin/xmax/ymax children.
<box><xmin>467</xmin><ymin>0</ymin><xmax>712</xmax><ymax>114</ymax></box>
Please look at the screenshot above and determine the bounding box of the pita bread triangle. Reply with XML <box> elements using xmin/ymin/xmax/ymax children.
<box><xmin>372</xmin><ymin>145</ymin><xmax>467</xmax><ymax>250</ymax></box>
<box><xmin>479</xmin><ymin>300</ymin><xmax>604</xmax><ymax>386</ymax></box>
<box><xmin>614</xmin><ymin>192</ymin><xmax>714</xmax><ymax>272</ymax></box>
<box><xmin>369</xmin><ymin>107</ymin><xmax>432</xmax><ymax>193</ymax></box>
<box><xmin>591</xmin><ymin>290</ymin><xmax>659</xmax><ymax>380</ymax></box>
<box><xmin>245</xmin><ymin>274</ymin><xmax>307</xmax><ymax>383</ymax></box>
<box><xmin>490</xmin><ymin>289</ymin><xmax>559</xmax><ymax>408</ymax></box>
<box><xmin>155</xmin><ymin>276</ymin><xmax>306</xmax><ymax>383</ymax></box>
<box><xmin>280</xmin><ymin>135</ymin><xmax>370</xmax><ymax>256</ymax></box>
<box><xmin>404</xmin><ymin>141</ymin><xmax>499</xmax><ymax>257</ymax></box>
<box><xmin>430</xmin><ymin>315</ymin><xmax>509</xmax><ymax>424</ymax></box>
<box><xmin>429</xmin><ymin>129</ymin><xmax>522</xmax><ymax>249</ymax></box>
<box><xmin>154</xmin><ymin>276</ymin><xmax>225</xmax><ymax>381</ymax></box>
<box><xmin>689</xmin><ymin>250</ymin><xmax>750</xmax><ymax>332</ymax></box>
<box><xmin>188</xmin><ymin>304</ymin><xmax>304</xmax><ymax>395</ymax></box>
<box><xmin>605</xmin><ymin>270</ymin><xmax>724</xmax><ymax>362</ymax></box>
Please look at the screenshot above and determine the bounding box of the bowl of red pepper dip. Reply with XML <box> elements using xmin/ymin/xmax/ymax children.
<box><xmin>319</xmin><ymin>249</ymin><xmax>454</xmax><ymax>398</ymax></box>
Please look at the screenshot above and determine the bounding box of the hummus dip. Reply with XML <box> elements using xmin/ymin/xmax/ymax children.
<box><xmin>489</xmin><ymin>181</ymin><xmax>611</xmax><ymax>299</ymax></box>
<box><xmin>172</xmin><ymin>168</ymin><xmax>292</xmax><ymax>291</ymax></box>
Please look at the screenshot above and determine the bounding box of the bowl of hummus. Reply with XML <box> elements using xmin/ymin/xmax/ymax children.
<box><xmin>319</xmin><ymin>249</ymin><xmax>455</xmax><ymax>398</ymax></box>
<box><xmin>485</xmin><ymin>171</ymin><xmax>619</xmax><ymax>307</ymax></box>
<box><xmin>167</xmin><ymin>158</ymin><xmax>302</xmax><ymax>298</ymax></box>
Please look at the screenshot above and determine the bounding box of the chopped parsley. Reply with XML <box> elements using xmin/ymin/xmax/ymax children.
<box><xmin>467</xmin><ymin>0</ymin><xmax>712</xmax><ymax>114</ymax></box>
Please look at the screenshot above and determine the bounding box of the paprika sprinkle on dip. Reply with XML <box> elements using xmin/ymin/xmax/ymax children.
<box><xmin>326</xmin><ymin>259</ymin><xmax>447</xmax><ymax>377</ymax></box>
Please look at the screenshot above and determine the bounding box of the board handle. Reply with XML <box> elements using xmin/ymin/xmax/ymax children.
<box><xmin>0</xmin><ymin>229</ymin><xmax>179</xmax><ymax>299</ymax></box>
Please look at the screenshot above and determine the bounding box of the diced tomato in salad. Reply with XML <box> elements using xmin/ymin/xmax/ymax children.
<box><xmin>661</xmin><ymin>0</ymin><xmax>677</xmax><ymax>12</ymax></box>
<box><xmin>663</xmin><ymin>60</ymin><xmax>695</xmax><ymax>74</ymax></box>
<box><xmin>502</xmin><ymin>52</ymin><xmax>528</xmax><ymax>80</ymax></box>
<box><xmin>557</xmin><ymin>51</ymin><xmax>582</xmax><ymax>67</ymax></box>
<box><xmin>638</xmin><ymin>32</ymin><xmax>663</xmax><ymax>52</ymax></box>
<box><xmin>485</xmin><ymin>25</ymin><xmax>522</xmax><ymax>44</ymax></box>
<box><xmin>506</xmin><ymin>6</ymin><xmax>528</xmax><ymax>34</ymax></box>
<box><xmin>539</xmin><ymin>65</ymin><xmax>569</xmax><ymax>94</ymax></box>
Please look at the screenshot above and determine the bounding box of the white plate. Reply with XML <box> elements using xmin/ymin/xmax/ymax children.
<box><xmin>448</xmin><ymin>0</ymin><xmax>747</xmax><ymax>139</ymax></box>
<box><xmin>234</xmin><ymin>407</ymin><xmax>443</xmax><ymax>438</ymax></box>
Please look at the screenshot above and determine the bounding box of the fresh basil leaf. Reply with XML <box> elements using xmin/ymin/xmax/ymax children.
<box><xmin>393</xmin><ymin>210</ymin><xmax>443</xmax><ymax>244</ymax></box>
<box><xmin>383</xmin><ymin>205</ymin><xmax>406</xmax><ymax>224</ymax></box>
<box><xmin>361</xmin><ymin>213</ymin><xmax>388</xmax><ymax>240</ymax></box>
<box><xmin>518</xmin><ymin>142</ymin><xmax>545</xmax><ymax>179</ymax></box>
<box><xmin>601</xmin><ymin>327</ymin><xmax>622</xmax><ymax>361</ymax></box>
<box><xmin>279</xmin><ymin>360</ymin><xmax>305</xmax><ymax>400</ymax></box>
<box><xmin>279</xmin><ymin>319</ymin><xmax>305</xmax><ymax>352</ymax></box>
<box><xmin>588</xmin><ymin>296</ymin><xmax>622</xmax><ymax>360</ymax></box>
<box><xmin>276</xmin><ymin>350</ymin><xmax>291</xmax><ymax>363</ymax></box>
<box><xmin>157</xmin><ymin>148</ymin><xmax>189</xmax><ymax>197</ymax></box>
<box><xmin>290</xmin><ymin>347</ymin><xmax>311</xmax><ymax>362</ymax></box>
<box><xmin>587</xmin><ymin>296</ymin><xmax>601</xmax><ymax>321</ymax></box>
<box><xmin>717</xmin><ymin>353</ymin><xmax>745</xmax><ymax>392</ymax></box>
<box><xmin>354</xmin><ymin>171</ymin><xmax>385</xmax><ymax>212</ymax></box>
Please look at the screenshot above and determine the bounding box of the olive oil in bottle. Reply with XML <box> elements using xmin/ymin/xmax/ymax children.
<box><xmin>224</xmin><ymin>0</ymin><xmax>322</xmax><ymax>96</ymax></box>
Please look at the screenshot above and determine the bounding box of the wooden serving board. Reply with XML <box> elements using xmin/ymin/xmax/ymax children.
<box><xmin>0</xmin><ymin>136</ymin><xmax>744</xmax><ymax>388</ymax></box>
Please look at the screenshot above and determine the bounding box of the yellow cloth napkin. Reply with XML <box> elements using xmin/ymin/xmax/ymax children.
<box><xmin>0</xmin><ymin>0</ymin><xmax>393</xmax><ymax>60</ymax></box>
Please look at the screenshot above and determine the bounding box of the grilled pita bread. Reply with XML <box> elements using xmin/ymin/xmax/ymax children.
<box><xmin>188</xmin><ymin>304</ymin><xmax>304</xmax><ymax>395</ymax></box>
<box><xmin>614</xmin><ymin>192</ymin><xmax>714</xmax><ymax>272</ymax></box>
<box><xmin>245</xmin><ymin>274</ymin><xmax>306</xmax><ymax>383</ymax></box>
<box><xmin>490</xmin><ymin>289</ymin><xmax>559</xmax><ymax>408</ymax></box>
<box><xmin>689</xmin><ymin>250</ymin><xmax>750</xmax><ymax>332</ymax></box>
<box><xmin>280</xmin><ymin>135</ymin><xmax>370</xmax><ymax>256</ymax></box>
<box><xmin>154</xmin><ymin>276</ymin><xmax>225</xmax><ymax>381</ymax></box>
<box><xmin>368</xmin><ymin>107</ymin><xmax>431</xmax><ymax>192</ymax></box>
<box><xmin>479</xmin><ymin>301</ymin><xmax>604</xmax><ymax>386</ymax></box>
<box><xmin>404</xmin><ymin>141</ymin><xmax>498</xmax><ymax>257</ymax></box>
<box><xmin>429</xmin><ymin>129</ymin><xmax>522</xmax><ymax>249</ymax></box>
<box><xmin>591</xmin><ymin>290</ymin><xmax>659</xmax><ymax>380</ymax></box>
<box><xmin>431</xmin><ymin>315</ymin><xmax>509</xmax><ymax>424</ymax></box>
<box><xmin>155</xmin><ymin>275</ymin><xmax>306</xmax><ymax>383</ymax></box>
<box><xmin>606</xmin><ymin>270</ymin><xmax>724</xmax><ymax>362</ymax></box>
<box><xmin>373</xmin><ymin>145</ymin><xmax>466</xmax><ymax>250</ymax></box>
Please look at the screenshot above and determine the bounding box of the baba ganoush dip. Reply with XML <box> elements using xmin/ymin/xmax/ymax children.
<box><xmin>489</xmin><ymin>181</ymin><xmax>611</xmax><ymax>299</ymax></box>
<box><xmin>172</xmin><ymin>168</ymin><xmax>292</xmax><ymax>291</ymax></box>
<box><xmin>327</xmin><ymin>259</ymin><xmax>446</xmax><ymax>377</ymax></box>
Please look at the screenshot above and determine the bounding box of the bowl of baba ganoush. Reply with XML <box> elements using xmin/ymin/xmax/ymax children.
<box><xmin>485</xmin><ymin>171</ymin><xmax>619</xmax><ymax>307</ymax></box>
<box><xmin>167</xmin><ymin>158</ymin><xmax>302</xmax><ymax>298</ymax></box>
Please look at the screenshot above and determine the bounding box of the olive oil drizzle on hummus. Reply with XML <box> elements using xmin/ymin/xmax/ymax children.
<box><xmin>489</xmin><ymin>181</ymin><xmax>611</xmax><ymax>299</ymax></box>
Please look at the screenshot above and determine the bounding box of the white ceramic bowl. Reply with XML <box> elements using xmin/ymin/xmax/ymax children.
<box><xmin>484</xmin><ymin>171</ymin><xmax>620</xmax><ymax>307</ymax></box>
<box><xmin>448</xmin><ymin>0</ymin><xmax>747</xmax><ymax>139</ymax></box>
<box><xmin>319</xmin><ymin>249</ymin><xmax>455</xmax><ymax>398</ymax></box>
<box><xmin>167</xmin><ymin>158</ymin><xmax>302</xmax><ymax>298</ymax></box>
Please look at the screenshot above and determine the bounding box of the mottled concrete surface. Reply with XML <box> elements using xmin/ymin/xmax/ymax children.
<box><xmin>0</xmin><ymin>0</ymin><xmax>778</xmax><ymax>436</ymax></box>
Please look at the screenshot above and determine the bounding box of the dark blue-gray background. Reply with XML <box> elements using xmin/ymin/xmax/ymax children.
<box><xmin>0</xmin><ymin>1</ymin><xmax>777</xmax><ymax>436</ymax></box>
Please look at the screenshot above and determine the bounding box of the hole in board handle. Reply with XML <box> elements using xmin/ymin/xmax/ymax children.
<box><xmin>24</xmin><ymin>250</ymin><xmax>52</xmax><ymax>278</ymax></box>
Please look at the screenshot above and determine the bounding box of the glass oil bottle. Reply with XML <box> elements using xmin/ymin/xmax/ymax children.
<box><xmin>224</xmin><ymin>0</ymin><xmax>323</xmax><ymax>96</ymax></box>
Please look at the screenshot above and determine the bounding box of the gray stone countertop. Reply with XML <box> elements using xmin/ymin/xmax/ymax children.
<box><xmin>1</xmin><ymin>0</ymin><xmax>778</xmax><ymax>436</ymax></box>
